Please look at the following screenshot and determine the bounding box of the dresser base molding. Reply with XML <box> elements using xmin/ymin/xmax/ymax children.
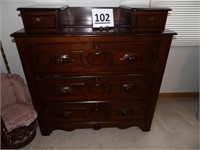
<box><xmin>39</xmin><ymin>120</ymin><xmax>152</xmax><ymax>136</ymax></box>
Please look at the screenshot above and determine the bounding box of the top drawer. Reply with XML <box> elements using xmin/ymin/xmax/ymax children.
<box><xmin>30</xmin><ymin>41</ymin><xmax>160</xmax><ymax>74</ymax></box>
<box><xmin>132</xmin><ymin>10</ymin><xmax>169</xmax><ymax>33</ymax></box>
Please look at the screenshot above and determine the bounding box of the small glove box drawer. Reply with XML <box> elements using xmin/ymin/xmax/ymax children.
<box><xmin>132</xmin><ymin>8</ymin><xmax>170</xmax><ymax>32</ymax></box>
<box><xmin>17</xmin><ymin>5</ymin><xmax>68</xmax><ymax>33</ymax></box>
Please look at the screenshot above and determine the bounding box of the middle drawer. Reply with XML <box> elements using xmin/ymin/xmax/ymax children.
<box><xmin>36</xmin><ymin>74</ymin><xmax>152</xmax><ymax>102</ymax></box>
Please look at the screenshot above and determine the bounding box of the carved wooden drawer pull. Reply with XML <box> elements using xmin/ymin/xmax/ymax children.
<box><xmin>61</xmin><ymin>111</ymin><xmax>72</xmax><ymax>119</ymax></box>
<box><xmin>57</xmin><ymin>87</ymin><xmax>72</xmax><ymax>96</ymax></box>
<box><xmin>119</xmin><ymin>108</ymin><xmax>133</xmax><ymax>116</ymax></box>
<box><xmin>120</xmin><ymin>53</ymin><xmax>137</xmax><ymax>64</ymax></box>
<box><xmin>52</xmin><ymin>54</ymin><xmax>74</xmax><ymax>65</ymax></box>
<box><xmin>122</xmin><ymin>84</ymin><xmax>134</xmax><ymax>92</ymax></box>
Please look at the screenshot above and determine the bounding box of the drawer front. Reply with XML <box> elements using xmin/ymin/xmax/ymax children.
<box><xmin>30</xmin><ymin>43</ymin><xmax>86</xmax><ymax>73</ymax></box>
<box><xmin>30</xmin><ymin>42</ymin><xmax>160</xmax><ymax>73</ymax></box>
<box><xmin>43</xmin><ymin>101</ymin><xmax>148</xmax><ymax>123</ymax></box>
<box><xmin>133</xmin><ymin>10</ymin><xmax>168</xmax><ymax>32</ymax></box>
<box><xmin>36</xmin><ymin>74</ymin><xmax>152</xmax><ymax>102</ymax></box>
<box><xmin>21</xmin><ymin>11</ymin><xmax>58</xmax><ymax>32</ymax></box>
<box><xmin>44</xmin><ymin>103</ymin><xmax>89</xmax><ymax>122</ymax></box>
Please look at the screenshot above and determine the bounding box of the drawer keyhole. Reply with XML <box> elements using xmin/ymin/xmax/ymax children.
<box><xmin>35</xmin><ymin>17</ymin><xmax>43</xmax><ymax>22</ymax></box>
<box><xmin>148</xmin><ymin>16</ymin><xmax>155</xmax><ymax>22</ymax></box>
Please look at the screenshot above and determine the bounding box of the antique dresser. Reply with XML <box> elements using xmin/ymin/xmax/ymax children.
<box><xmin>11</xmin><ymin>5</ymin><xmax>176</xmax><ymax>135</ymax></box>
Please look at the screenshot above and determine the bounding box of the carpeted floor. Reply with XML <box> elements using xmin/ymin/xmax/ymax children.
<box><xmin>23</xmin><ymin>98</ymin><xmax>199</xmax><ymax>149</ymax></box>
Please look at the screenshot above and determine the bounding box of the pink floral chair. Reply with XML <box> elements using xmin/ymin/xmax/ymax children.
<box><xmin>1</xmin><ymin>73</ymin><xmax>37</xmax><ymax>148</ymax></box>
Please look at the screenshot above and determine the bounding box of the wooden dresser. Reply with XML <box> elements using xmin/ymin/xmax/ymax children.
<box><xmin>11</xmin><ymin>5</ymin><xmax>176</xmax><ymax>135</ymax></box>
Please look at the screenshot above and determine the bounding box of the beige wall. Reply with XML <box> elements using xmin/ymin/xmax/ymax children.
<box><xmin>0</xmin><ymin>0</ymin><xmax>199</xmax><ymax>92</ymax></box>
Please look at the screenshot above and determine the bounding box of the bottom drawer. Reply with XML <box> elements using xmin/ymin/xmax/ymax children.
<box><xmin>43</xmin><ymin>101</ymin><xmax>148</xmax><ymax>123</ymax></box>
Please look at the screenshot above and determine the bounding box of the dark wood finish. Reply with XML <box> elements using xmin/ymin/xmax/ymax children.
<box><xmin>120</xmin><ymin>6</ymin><xmax>171</xmax><ymax>32</ymax></box>
<box><xmin>11</xmin><ymin>6</ymin><xmax>176</xmax><ymax>136</ymax></box>
<box><xmin>18</xmin><ymin>5</ymin><xmax>69</xmax><ymax>33</ymax></box>
<box><xmin>18</xmin><ymin>5</ymin><xmax>170</xmax><ymax>33</ymax></box>
<box><xmin>133</xmin><ymin>10</ymin><xmax>169</xmax><ymax>32</ymax></box>
<box><xmin>43</xmin><ymin>101</ymin><xmax>147</xmax><ymax>122</ymax></box>
<box><xmin>35</xmin><ymin>74</ymin><xmax>152</xmax><ymax>101</ymax></box>
<box><xmin>30</xmin><ymin>41</ymin><xmax>159</xmax><ymax>73</ymax></box>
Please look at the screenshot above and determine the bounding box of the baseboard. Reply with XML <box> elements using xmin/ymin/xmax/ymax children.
<box><xmin>159</xmin><ymin>92</ymin><xmax>199</xmax><ymax>98</ymax></box>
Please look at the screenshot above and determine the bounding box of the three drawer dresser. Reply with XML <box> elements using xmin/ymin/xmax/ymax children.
<box><xmin>11</xmin><ymin>5</ymin><xmax>176</xmax><ymax>135</ymax></box>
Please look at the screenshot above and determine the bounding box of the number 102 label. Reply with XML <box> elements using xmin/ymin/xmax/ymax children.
<box><xmin>92</xmin><ymin>9</ymin><xmax>114</xmax><ymax>28</ymax></box>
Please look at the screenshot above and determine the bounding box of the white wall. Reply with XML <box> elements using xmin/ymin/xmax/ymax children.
<box><xmin>0</xmin><ymin>0</ymin><xmax>199</xmax><ymax>92</ymax></box>
<box><xmin>0</xmin><ymin>0</ymin><xmax>4</xmax><ymax>72</ymax></box>
<box><xmin>160</xmin><ymin>46</ymin><xmax>199</xmax><ymax>92</ymax></box>
<box><xmin>0</xmin><ymin>1</ymin><xmax>2</xmax><ymax>40</ymax></box>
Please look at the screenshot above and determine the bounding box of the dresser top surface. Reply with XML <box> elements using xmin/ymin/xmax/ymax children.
<box><xmin>11</xmin><ymin>28</ymin><xmax>176</xmax><ymax>37</ymax></box>
<box><xmin>17</xmin><ymin>4</ymin><xmax>69</xmax><ymax>11</ymax></box>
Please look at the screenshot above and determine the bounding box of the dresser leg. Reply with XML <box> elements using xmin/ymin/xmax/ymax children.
<box><xmin>140</xmin><ymin>123</ymin><xmax>151</xmax><ymax>132</ymax></box>
<box><xmin>40</xmin><ymin>129</ymin><xmax>52</xmax><ymax>136</ymax></box>
<box><xmin>39</xmin><ymin>125</ymin><xmax>53</xmax><ymax>136</ymax></box>
<box><xmin>141</xmin><ymin>126</ymin><xmax>151</xmax><ymax>132</ymax></box>
<box><xmin>93</xmin><ymin>124</ymin><xmax>102</xmax><ymax>130</ymax></box>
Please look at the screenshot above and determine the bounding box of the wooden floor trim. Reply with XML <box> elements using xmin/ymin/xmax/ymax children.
<box><xmin>159</xmin><ymin>92</ymin><xmax>199</xmax><ymax>98</ymax></box>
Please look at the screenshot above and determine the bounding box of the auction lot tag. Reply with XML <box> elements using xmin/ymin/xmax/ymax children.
<box><xmin>92</xmin><ymin>9</ymin><xmax>114</xmax><ymax>28</ymax></box>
